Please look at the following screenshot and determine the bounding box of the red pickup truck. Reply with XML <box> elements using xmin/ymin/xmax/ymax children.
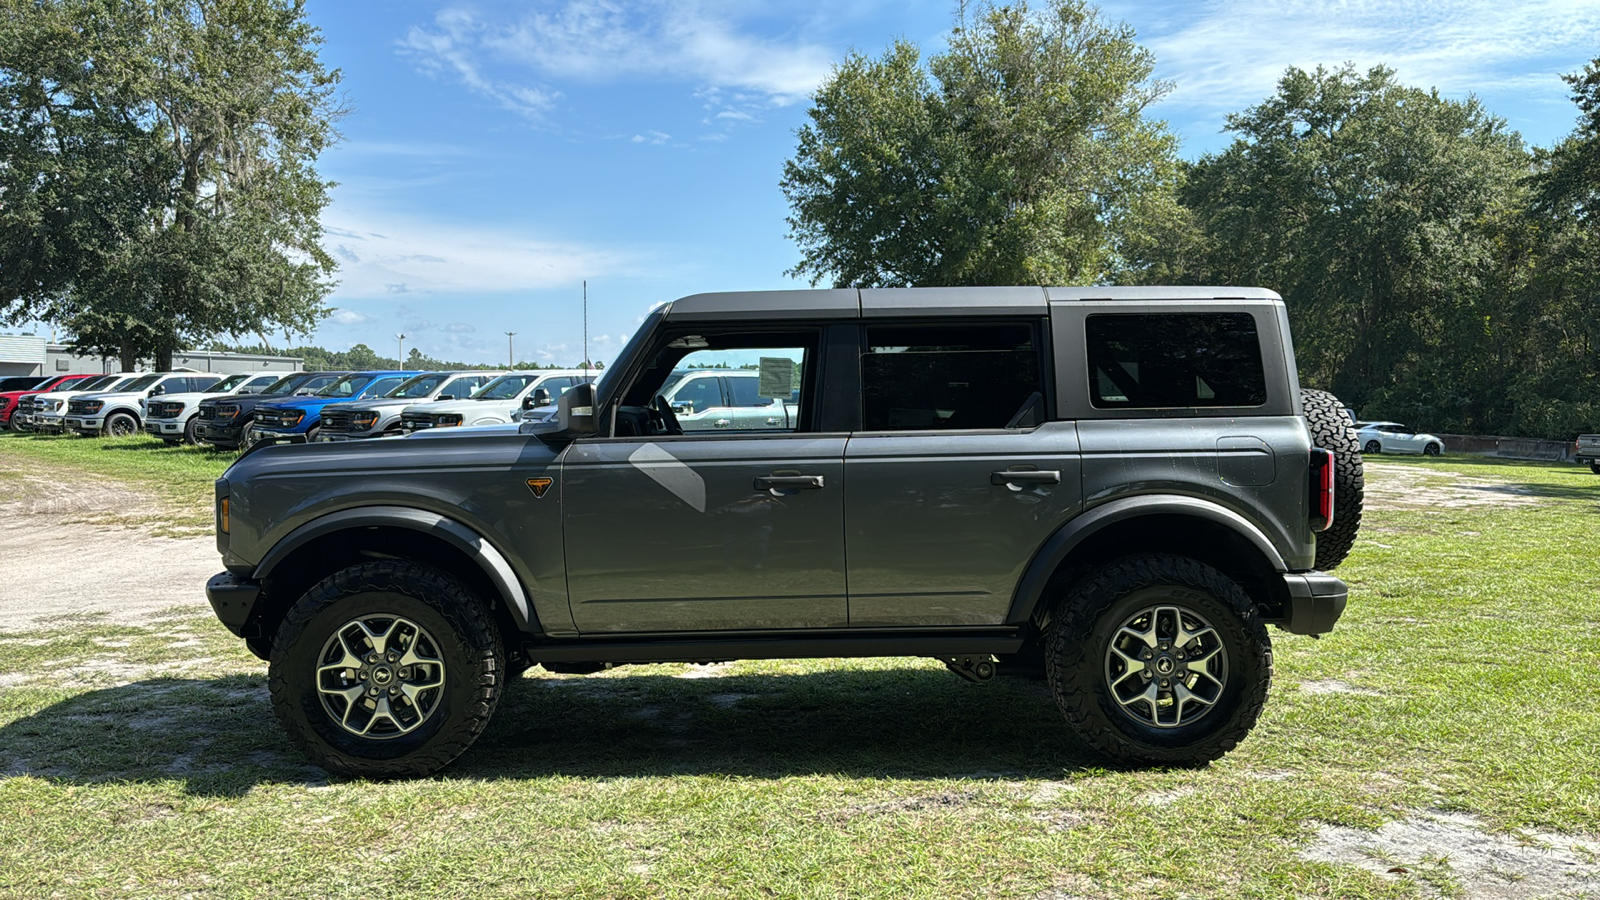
<box><xmin>1</xmin><ymin>373</ymin><xmax>101</xmax><ymax>430</ymax></box>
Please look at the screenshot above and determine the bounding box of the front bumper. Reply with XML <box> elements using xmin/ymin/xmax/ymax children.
<box><xmin>198</xmin><ymin>420</ymin><xmax>245</xmax><ymax>446</ymax></box>
<box><xmin>35</xmin><ymin>413</ymin><xmax>65</xmax><ymax>432</ymax></box>
<box><xmin>145</xmin><ymin>418</ymin><xmax>185</xmax><ymax>436</ymax></box>
<box><xmin>206</xmin><ymin>571</ymin><xmax>262</xmax><ymax>635</ymax></box>
<box><xmin>66</xmin><ymin>415</ymin><xmax>105</xmax><ymax>434</ymax></box>
<box><xmin>1278</xmin><ymin>571</ymin><xmax>1348</xmax><ymax>635</ymax></box>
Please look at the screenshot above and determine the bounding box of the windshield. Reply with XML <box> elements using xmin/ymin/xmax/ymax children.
<box><xmin>206</xmin><ymin>373</ymin><xmax>251</xmax><ymax>393</ymax></box>
<box><xmin>260</xmin><ymin>373</ymin><xmax>309</xmax><ymax>395</ymax></box>
<box><xmin>316</xmin><ymin>374</ymin><xmax>374</xmax><ymax>398</ymax></box>
<box><xmin>122</xmin><ymin>374</ymin><xmax>161</xmax><ymax>392</ymax></box>
<box><xmin>596</xmin><ymin>307</ymin><xmax>664</xmax><ymax>409</ymax></box>
<box><xmin>472</xmin><ymin>373</ymin><xmax>541</xmax><ymax>400</ymax></box>
<box><xmin>68</xmin><ymin>375</ymin><xmax>113</xmax><ymax>392</ymax></box>
<box><xmin>385</xmin><ymin>373</ymin><xmax>449</xmax><ymax>399</ymax></box>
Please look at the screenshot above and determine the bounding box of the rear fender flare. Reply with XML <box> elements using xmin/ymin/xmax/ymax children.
<box><xmin>1006</xmin><ymin>495</ymin><xmax>1287</xmax><ymax>625</ymax></box>
<box><xmin>253</xmin><ymin>505</ymin><xmax>535</xmax><ymax>630</ymax></box>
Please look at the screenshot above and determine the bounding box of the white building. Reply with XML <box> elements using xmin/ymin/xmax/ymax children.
<box><xmin>0</xmin><ymin>334</ymin><xmax>302</xmax><ymax>377</ymax></box>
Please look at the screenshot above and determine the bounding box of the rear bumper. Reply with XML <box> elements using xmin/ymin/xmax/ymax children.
<box><xmin>1278</xmin><ymin>571</ymin><xmax>1348</xmax><ymax>635</ymax></box>
<box><xmin>206</xmin><ymin>571</ymin><xmax>261</xmax><ymax>636</ymax></box>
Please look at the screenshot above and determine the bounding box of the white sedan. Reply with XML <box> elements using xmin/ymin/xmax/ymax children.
<box><xmin>1356</xmin><ymin>421</ymin><xmax>1444</xmax><ymax>456</ymax></box>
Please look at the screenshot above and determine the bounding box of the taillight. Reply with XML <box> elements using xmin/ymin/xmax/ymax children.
<box><xmin>1309</xmin><ymin>449</ymin><xmax>1335</xmax><ymax>531</ymax></box>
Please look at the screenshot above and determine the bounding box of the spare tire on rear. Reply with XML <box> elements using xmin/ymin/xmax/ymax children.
<box><xmin>1300</xmin><ymin>389</ymin><xmax>1363</xmax><ymax>570</ymax></box>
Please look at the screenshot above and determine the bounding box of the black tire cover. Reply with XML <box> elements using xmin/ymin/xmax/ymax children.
<box><xmin>1301</xmin><ymin>389</ymin><xmax>1364</xmax><ymax>570</ymax></box>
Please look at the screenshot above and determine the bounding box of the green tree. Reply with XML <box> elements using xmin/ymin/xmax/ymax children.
<box><xmin>1168</xmin><ymin>65</ymin><xmax>1529</xmax><ymax>426</ymax></box>
<box><xmin>780</xmin><ymin>0</ymin><xmax>1180</xmax><ymax>288</ymax></box>
<box><xmin>0</xmin><ymin>0</ymin><xmax>341</xmax><ymax>369</ymax></box>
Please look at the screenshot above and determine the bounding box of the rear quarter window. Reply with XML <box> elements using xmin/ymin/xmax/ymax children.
<box><xmin>1086</xmin><ymin>313</ymin><xmax>1266</xmax><ymax>409</ymax></box>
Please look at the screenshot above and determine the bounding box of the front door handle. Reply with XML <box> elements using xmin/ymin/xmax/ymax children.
<box><xmin>991</xmin><ymin>469</ymin><xmax>1060</xmax><ymax>485</ymax></box>
<box><xmin>755</xmin><ymin>474</ymin><xmax>825</xmax><ymax>491</ymax></box>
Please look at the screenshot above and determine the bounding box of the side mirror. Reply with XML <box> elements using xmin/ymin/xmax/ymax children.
<box><xmin>525</xmin><ymin>388</ymin><xmax>552</xmax><ymax>410</ymax></box>
<box><xmin>294</xmin><ymin>389</ymin><xmax>316</xmax><ymax>396</ymax></box>
<box><xmin>555</xmin><ymin>382</ymin><xmax>595</xmax><ymax>435</ymax></box>
<box><xmin>149</xmin><ymin>385</ymin><xmax>165</xmax><ymax>396</ymax></box>
<box><xmin>436</xmin><ymin>394</ymin><xmax>455</xmax><ymax>402</ymax></box>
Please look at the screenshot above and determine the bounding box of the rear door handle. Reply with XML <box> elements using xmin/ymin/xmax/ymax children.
<box><xmin>991</xmin><ymin>469</ymin><xmax>1060</xmax><ymax>485</ymax></box>
<box><xmin>755</xmin><ymin>475</ymin><xmax>825</xmax><ymax>490</ymax></box>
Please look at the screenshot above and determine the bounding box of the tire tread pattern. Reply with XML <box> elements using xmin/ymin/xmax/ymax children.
<box><xmin>1300</xmin><ymin>388</ymin><xmax>1364</xmax><ymax>570</ymax></box>
<box><xmin>1045</xmin><ymin>554</ymin><xmax>1271</xmax><ymax>767</ymax></box>
<box><xmin>268</xmin><ymin>561</ymin><xmax>504</xmax><ymax>779</ymax></box>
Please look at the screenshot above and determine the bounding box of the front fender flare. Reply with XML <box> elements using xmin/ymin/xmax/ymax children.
<box><xmin>253</xmin><ymin>505</ymin><xmax>535</xmax><ymax>631</ymax></box>
<box><xmin>1006</xmin><ymin>495</ymin><xmax>1288</xmax><ymax>625</ymax></box>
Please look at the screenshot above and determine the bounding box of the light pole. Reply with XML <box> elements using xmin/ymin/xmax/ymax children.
<box><xmin>396</xmin><ymin>333</ymin><xmax>406</xmax><ymax>364</ymax></box>
<box><xmin>505</xmin><ymin>332</ymin><xmax>516</xmax><ymax>368</ymax></box>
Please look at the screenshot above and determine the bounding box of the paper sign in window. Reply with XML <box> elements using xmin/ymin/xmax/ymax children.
<box><xmin>758</xmin><ymin>357</ymin><xmax>795</xmax><ymax>399</ymax></box>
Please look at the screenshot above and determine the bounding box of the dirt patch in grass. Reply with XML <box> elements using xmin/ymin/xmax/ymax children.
<box><xmin>1301</xmin><ymin>809</ymin><xmax>1600</xmax><ymax>899</ymax></box>
<box><xmin>0</xmin><ymin>464</ymin><xmax>217</xmax><ymax>631</ymax></box>
<box><xmin>1363</xmin><ymin>463</ymin><xmax>1544</xmax><ymax>510</ymax></box>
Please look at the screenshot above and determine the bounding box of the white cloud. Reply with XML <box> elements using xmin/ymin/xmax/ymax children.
<box><xmin>401</xmin><ymin>2</ymin><xmax>834</xmax><ymax>122</ymax></box>
<box><xmin>322</xmin><ymin>208</ymin><xmax>649</xmax><ymax>300</ymax></box>
<box><xmin>329</xmin><ymin>309</ymin><xmax>376</xmax><ymax>325</ymax></box>
<box><xmin>400</xmin><ymin>9</ymin><xmax>559</xmax><ymax>120</ymax></box>
<box><xmin>1113</xmin><ymin>0</ymin><xmax>1600</xmax><ymax>139</ymax></box>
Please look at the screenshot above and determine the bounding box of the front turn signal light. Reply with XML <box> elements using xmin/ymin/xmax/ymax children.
<box><xmin>220</xmin><ymin>497</ymin><xmax>231</xmax><ymax>534</ymax></box>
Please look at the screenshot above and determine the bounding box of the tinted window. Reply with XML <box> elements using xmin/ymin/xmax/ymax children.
<box><xmin>316</xmin><ymin>374</ymin><xmax>372</xmax><ymax>398</ymax></box>
<box><xmin>667</xmin><ymin>374</ymin><xmax>722</xmax><ymax>413</ymax></box>
<box><xmin>475</xmin><ymin>374</ymin><xmax>540</xmax><ymax>400</ymax></box>
<box><xmin>726</xmin><ymin>375</ymin><xmax>773</xmax><ymax>408</ymax></box>
<box><xmin>534</xmin><ymin>376</ymin><xmax>573</xmax><ymax>397</ymax></box>
<box><xmin>361</xmin><ymin>376</ymin><xmax>405</xmax><ymax>398</ymax></box>
<box><xmin>1086</xmin><ymin>314</ymin><xmax>1266</xmax><ymax>409</ymax></box>
<box><xmin>862</xmin><ymin>323</ymin><xmax>1042</xmax><ymax>431</ymax></box>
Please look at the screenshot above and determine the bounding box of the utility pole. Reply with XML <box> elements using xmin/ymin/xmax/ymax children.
<box><xmin>505</xmin><ymin>332</ymin><xmax>516</xmax><ymax>368</ymax></box>
<box><xmin>396</xmin><ymin>333</ymin><xmax>406</xmax><ymax>364</ymax></box>
<box><xmin>582</xmin><ymin>280</ymin><xmax>589</xmax><ymax>371</ymax></box>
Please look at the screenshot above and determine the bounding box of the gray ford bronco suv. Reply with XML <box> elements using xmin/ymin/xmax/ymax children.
<box><xmin>206</xmin><ymin>286</ymin><xmax>1363</xmax><ymax>778</ymax></box>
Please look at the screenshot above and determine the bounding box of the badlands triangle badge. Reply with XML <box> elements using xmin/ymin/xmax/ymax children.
<box><xmin>525</xmin><ymin>477</ymin><xmax>553</xmax><ymax>499</ymax></box>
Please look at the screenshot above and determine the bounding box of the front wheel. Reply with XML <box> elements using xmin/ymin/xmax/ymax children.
<box><xmin>104</xmin><ymin>412</ymin><xmax>138</xmax><ymax>437</ymax></box>
<box><xmin>183</xmin><ymin>415</ymin><xmax>201</xmax><ymax>444</ymax></box>
<box><xmin>1045</xmin><ymin>554</ymin><xmax>1271</xmax><ymax>767</ymax></box>
<box><xmin>268</xmin><ymin>561</ymin><xmax>506</xmax><ymax>778</ymax></box>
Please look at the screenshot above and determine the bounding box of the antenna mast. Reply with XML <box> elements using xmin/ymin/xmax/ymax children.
<box><xmin>583</xmin><ymin>280</ymin><xmax>589</xmax><ymax>371</ymax></box>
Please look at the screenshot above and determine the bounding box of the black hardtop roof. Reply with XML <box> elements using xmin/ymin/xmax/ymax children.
<box><xmin>662</xmin><ymin>286</ymin><xmax>1282</xmax><ymax>322</ymax></box>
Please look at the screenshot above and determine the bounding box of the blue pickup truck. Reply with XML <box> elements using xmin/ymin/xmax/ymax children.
<box><xmin>251</xmin><ymin>370</ymin><xmax>420</xmax><ymax>443</ymax></box>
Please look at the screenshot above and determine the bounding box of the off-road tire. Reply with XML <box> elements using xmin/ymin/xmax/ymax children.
<box><xmin>1301</xmin><ymin>389</ymin><xmax>1364</xmax><ymax>570</ymax></box>
<box><xmin>103</xmin><ymin>411</ymin><xmax>138</xmax><ymax>437</ymax></box>
<box><xmin>1044</xmin><ymin>554</ymin><xmax>1271</xmax><ymax>767</ymax></box>
<box><xmin>268</xmin><ymin>561</ymin><xmax>505</xmax><ymax>778</ymax></box>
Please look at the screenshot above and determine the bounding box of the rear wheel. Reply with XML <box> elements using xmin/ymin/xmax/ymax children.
<box><xmin>268</xmin><ymin>561</ymin><xmax>506</xmax><ymax>778</ymax></box>
<box><xmin>1044</xmin><ymin>554</ymin><xmax>1271</xmax><ymax>767</ymax></box>
<box><xmin>1363</xmin><ymin>440</ymin><xmax>1381</xmax><ymax>454</ymax></box>
<box><xmin>1301</xmin><ymin>389</ymin><xmax>1364</xmax><ymax>570</ymax></box>
<box><xmin>1423</xmin><ymin>442</ymin><xmax>1441</xmax><ymax>457</ymax></box>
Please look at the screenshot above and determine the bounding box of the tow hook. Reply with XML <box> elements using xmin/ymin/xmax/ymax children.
<box><xmin>940</xmin><ymin>655</ymin><xmax>997</xmax><ymax>683</ymax></box>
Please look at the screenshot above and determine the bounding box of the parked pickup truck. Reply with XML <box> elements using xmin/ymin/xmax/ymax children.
<box><xmin>1575</xmin><ymin>435</ymin><xmax>1600</xmax><ymax>473</ymax></box>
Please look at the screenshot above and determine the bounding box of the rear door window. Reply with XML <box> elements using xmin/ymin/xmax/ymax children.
<box><xmin>861</xmin><ymin>323</ymin><xmax>1043</xmax><ymax>431</ymax></box>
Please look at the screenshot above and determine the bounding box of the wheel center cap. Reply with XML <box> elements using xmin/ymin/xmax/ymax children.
<box><xmin>370</xmin><ymin>666</ymin><xmax>395</xmax><ymax>686</ymax></box>
<box><xmin>1154</xmin><ymin>656</ymin><xmax>1176</xmax><ymax>676</ymax></box>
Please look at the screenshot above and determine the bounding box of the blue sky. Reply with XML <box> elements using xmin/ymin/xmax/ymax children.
<box><xmin>281</xmin><ymin>0</ymin><xmax>1600</xmax><ymax>366</ymax></box>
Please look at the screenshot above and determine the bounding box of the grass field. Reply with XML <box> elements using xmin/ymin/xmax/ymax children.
<box><xmin>1</xmin><ymin>433</ymin><xmax>1597</xmax><ymax>898</ymax></box>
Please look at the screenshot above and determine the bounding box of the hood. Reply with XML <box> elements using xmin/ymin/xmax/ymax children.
<box><xmin>226</xmin><ymin>426</ymin><xmax>558</xmax><ymax>480</ymax></box>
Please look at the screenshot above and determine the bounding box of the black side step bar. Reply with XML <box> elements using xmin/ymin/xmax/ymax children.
<box><xmin>522</xmin><ymin>629</ymin><xmax>1025</xmax><ymax>665</ymax></box>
